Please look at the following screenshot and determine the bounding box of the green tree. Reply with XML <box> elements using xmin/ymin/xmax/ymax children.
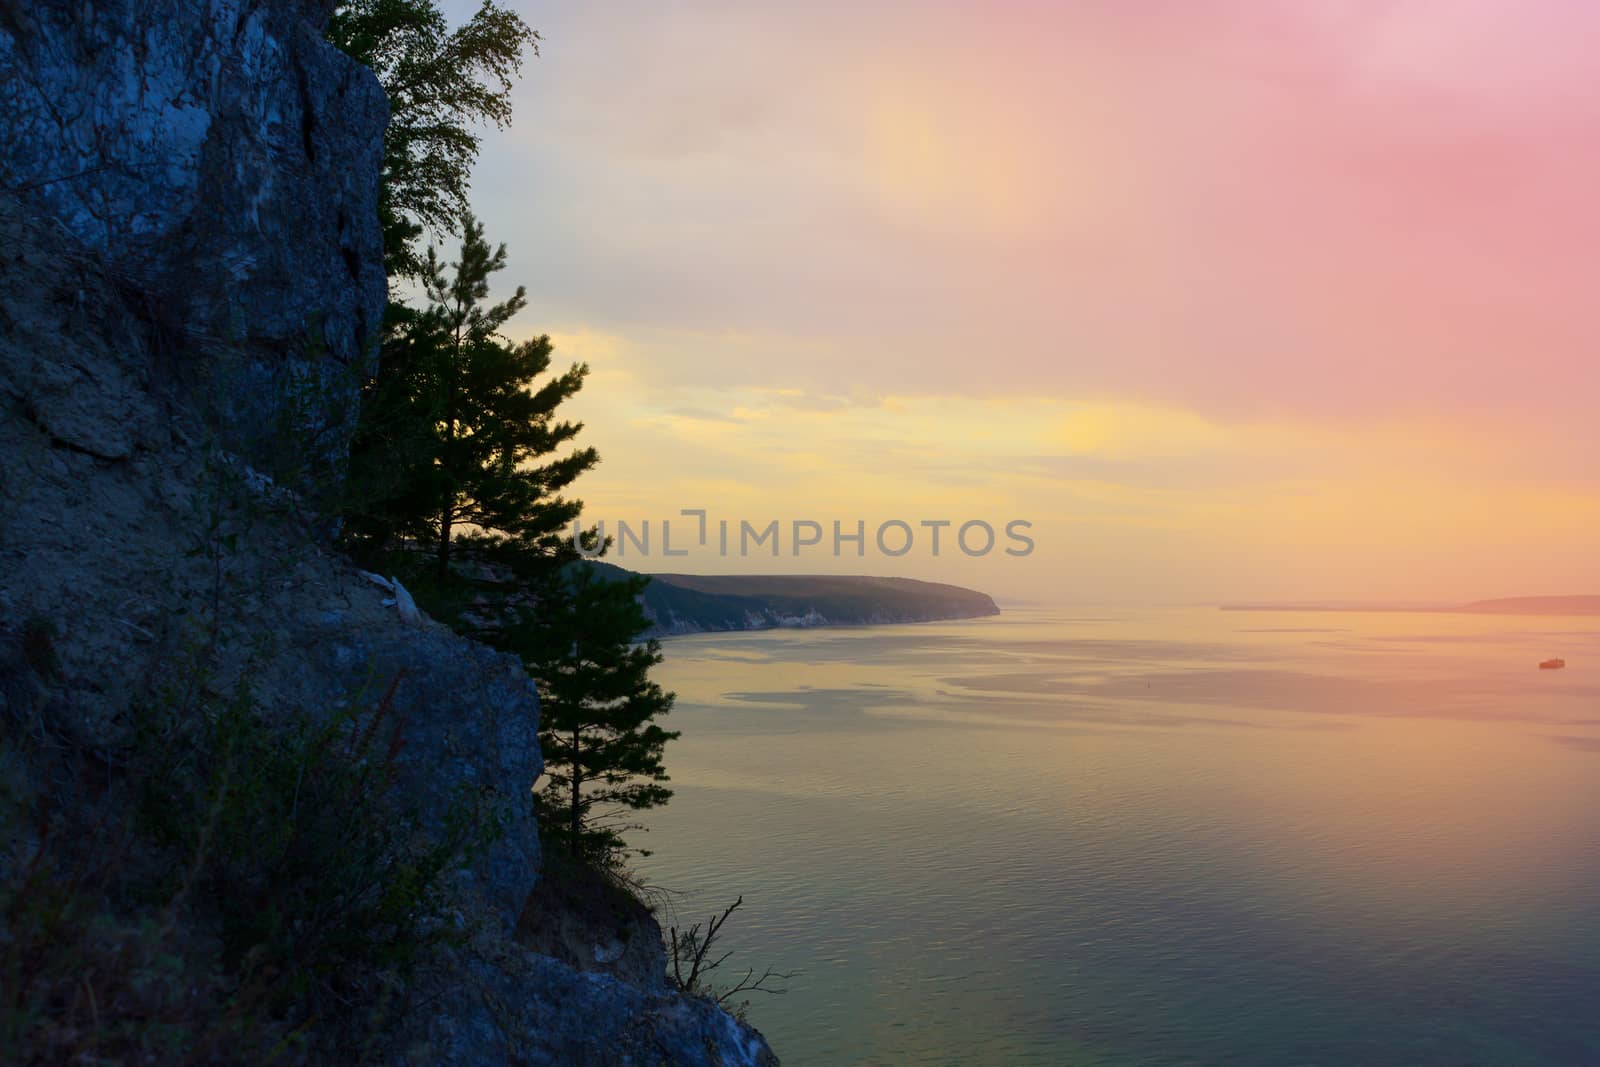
<box><xmin>329</xmin><ymin>1</ymin><xmax>679</xmax><ymax>879</ymax></box>
<box><xmin>522</xmin><ymin>566</ymin><xmax>679</xmax><ymax>863</ymax></box>
<box><xmin>344</xmin><ymin>215</ymin><xmax>597</xmax><ymax>584</ymax></box>
<box><xmin>339</xmin><ymin>300</ymin><xmax>446</xmax><ymax>558</ymax></box>
<box><xmin>328</xmin><ymin>0</ymin><xmax>539</xmax><ymax>280</ymax></box>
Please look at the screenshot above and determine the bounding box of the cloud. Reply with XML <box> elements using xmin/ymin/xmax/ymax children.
<box><xmin>464</xmin><ymin>2</ymin><xmax>1600</xmax><ymax>430</ymax></box>
<box><xmin>434</xmin><ymin>0</ymin><xmax>1600</xmax><ymax>600</ymax></box>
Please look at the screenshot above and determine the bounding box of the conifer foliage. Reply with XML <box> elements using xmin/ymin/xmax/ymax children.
<box><xmin>332</xmin><ymin>8</ymin><xmax>678</xmax><ymax>873</ymax></box>
<box><xmin>328</xmin><ymin>0</ymin><xmax>539</xmax><ymax>279</ymax></box>
<box><xmin>345</xmin><ymin>216</ymin><xmax>596</xmax><ymax>582</ymax></box>
<box><xmin>521</xmin><ymin>566</ymin><xmax>679</xmax><ymax>863</ymax></box>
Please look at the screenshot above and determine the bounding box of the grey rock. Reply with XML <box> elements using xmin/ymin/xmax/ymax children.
<box><xmin>0</xmin><ymin>0</ymin><xmax>388</xmax><ymax>480</ymax></box>
<box><xmin>0</xmin><ymin>2</ymin><xmax>777</xmax><ymax>1062</ymax></box>
<box><xmin>405</xmin><ymin>949</ymin><xmax>778</xmax><ymax>1067</ymax></box>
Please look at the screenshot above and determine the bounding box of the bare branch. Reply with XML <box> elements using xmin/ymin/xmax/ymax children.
<box><xmin>668</xmin><ymin>895</ymin><xmax>795</xmax><ymax>1007</ymax></box>
<box><xmin>715</xmin><ymin>965</ymin><xmax>797</xmax><ymax>1005</ymax></box>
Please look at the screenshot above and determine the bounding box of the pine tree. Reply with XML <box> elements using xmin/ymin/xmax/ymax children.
<box><xmin>341</xmin><ymin>301</ymin><xmax>450</xmax><ymax>559</ymax></box>
<box><xmin>332</xmin><ymin>2</ymin><xmax>680</xmax><ymax>878</ymax></box>
<box><xmin>344</xmin><ymin>215</ymin><xmax>597</xmax><ymax>585</ymax></box>
<box><xmin>522</xmin><ymin>566</ymin><xmax>679</xmax><ymax>863</ymax></box>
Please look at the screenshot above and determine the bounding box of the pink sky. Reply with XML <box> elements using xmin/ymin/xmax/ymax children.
<box><xmin>438</xmin><ymin>0</ymin><xmax>1600</xmax><ymax>603</ymax></box>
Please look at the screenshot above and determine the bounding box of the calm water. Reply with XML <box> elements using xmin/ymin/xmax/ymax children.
<box><xmin>635</xmin><ymin>606</ymin><xmax>1600</xmax><ymax>1066</ymax></box>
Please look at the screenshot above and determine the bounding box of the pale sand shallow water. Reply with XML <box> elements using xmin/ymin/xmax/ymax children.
<box><xmin>635</xmin><ymin>606</ymin><xmax>1600</xmax><ymax>1066</ymax></box>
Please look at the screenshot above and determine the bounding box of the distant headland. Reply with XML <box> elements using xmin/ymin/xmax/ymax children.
<box><xmin>589</xmin><ymin>563</ymin><xmax>1001</xmax><ymax>637</ymax></box>
<box><xmin>1221</xmin><ymin>596</ymin><xmax>1600</xmax><ymax>616</ymax></box>
<box><xmin>1456</xmin><ymin>596</ymin><xmax>1600</xmax><ymax>615</ymax></box>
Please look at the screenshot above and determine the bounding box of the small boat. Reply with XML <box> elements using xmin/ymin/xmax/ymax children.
<box><xmin>1539</xmin><ymin>658</ymin><xmax>1566</xmax><ymax>670</ymax></box>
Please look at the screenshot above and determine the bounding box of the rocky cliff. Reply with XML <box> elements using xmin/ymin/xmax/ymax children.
<box><xmin>0</xmin><ymin>0</ymin><xmax>387</xmax><ymax>482</ymax></box>
<box><xmin>0</xmin><ymin>3</ymin><xmax>773</xmax><ymax>1063</ymax></box>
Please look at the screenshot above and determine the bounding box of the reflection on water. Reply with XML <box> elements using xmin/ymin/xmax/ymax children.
<box><xmin>635</xmin><ymin>607</ymin><xmax>1600</xmax><ymax>1066</ymax></box>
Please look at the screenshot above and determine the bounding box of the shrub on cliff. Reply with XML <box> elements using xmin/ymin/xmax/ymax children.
<box><xmin>0</xmin><ymin>666</ymin><xmax>478</xmax><ymax>1064</ymax></box>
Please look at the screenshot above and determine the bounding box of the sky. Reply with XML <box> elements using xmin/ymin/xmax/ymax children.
<box><xmin>436</xmin><ymin>0</ymin><xmax>1599</xmax><ymax>604</ymax></box>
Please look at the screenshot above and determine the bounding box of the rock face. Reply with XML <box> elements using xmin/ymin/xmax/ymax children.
<box><xmin>0</xmin><ymin>0</ymin><xmax>388</xmax><ymax>480</ymax></box>
<box><xmin>0</xmin><ymin>2</ymin><xmax>774</xmax><ymax>1063</ymax></box>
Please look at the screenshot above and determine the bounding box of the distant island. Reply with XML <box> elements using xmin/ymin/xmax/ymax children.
<box><xmin>1221</xmin><ymin>596</ymin><xmax>1600</xmax><ymax>616</ymax></box>
<box><xmin>1457</xmin><ymin>596</ymin><xmax>1600</xmax><ymax>616</ymax></box>
<box><xmin>590</xmin><ymin>563</ymin><xmax>1001</xmax><ymax>637</ymax></box>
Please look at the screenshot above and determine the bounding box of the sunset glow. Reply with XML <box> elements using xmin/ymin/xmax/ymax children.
<box><xmin>448</xmin><ymin>0</ymin><xmax>1600</xmax><ymax>602</ymax></box>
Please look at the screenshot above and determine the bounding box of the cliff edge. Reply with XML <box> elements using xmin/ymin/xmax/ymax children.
<box><xmin>0</xmin><ymin>3</ymin><xmax>773</xmax><ymax>1063</ymax></box>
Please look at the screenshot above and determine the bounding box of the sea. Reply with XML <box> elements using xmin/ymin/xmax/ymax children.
<box><xmin>634</xmin><ymin>605</ymin><xmax>1600</xmax><ymax>1066</ymax></box>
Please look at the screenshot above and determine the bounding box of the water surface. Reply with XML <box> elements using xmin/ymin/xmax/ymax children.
<box><xmin>636</xmin><ymin>607</ymin><xmax>1600</xmax><ymax>1065</ymax></box>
